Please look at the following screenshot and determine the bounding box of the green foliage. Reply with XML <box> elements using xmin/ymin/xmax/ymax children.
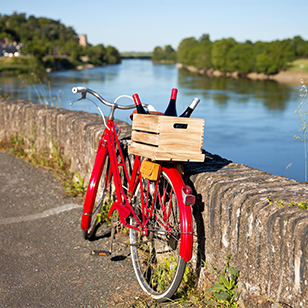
<box><xmin>152</xmin><ymin>45</ymin><xmax>177</xmax><ymax>63</ymax></box>
<box><xmin>120</xmin><ymin>51</ymin><xmax>152</xmax><ymax>58</ymax></box>
<box><xmin>150</xmin><ymin>256</ymin><xmax>178</xmax><ymax>292</ymax></box>
<box><xmin>171</xmin><ymin>256</ymin><xmax>239</xmax><ymax>307</ymax></box>
<box><xmin>105</xmin><ymin>45</ymin><xmax>121</xmax><ymax>64</ymax></box>
<box><xmin>211</xmin><ymin>38</ymin><xmax>237</xmax><ymax>72</ymax></box>
<box><xmin>0</xmin><ymin>12</ymin><xmax>121</xmax><ymax>71</ymax></box>
<box><xmin>298</xmin><ymin>201</ymin><xmax>307</xmax><ymax>210</ymax></box>
<box><xmin>64</xmin><ymin>172</ymin><xmax>87</xmax><ymax>197</ymax></box>
<box><xmin>173</xmin><ymin>34</ymin><xmax>308</xmax><ymax>75</ymax></box>
<box><xmin>226</xmin><ymin>43</ymin><xmax>254</xmax><ymax>73</ymax></box>
<box><xmin>0</xmin><ymin>56</ymin><xmax>43</xmax><ymax>73</ymax></box>
<box><xmin>205</xmin><ymin>255</ymin><xmax>239</xmax><ymax>307</ymax></box>
<box><xmin>177</xmin><ymin>37</ymin><xmax>199</xmax><ymax>65</ymax></box>
<box><xmin>267</xmin><ymin>197</ymin><xmax>308</xmax><ymax>210</ymax></box>
<box><xmin>256</xmin><ymin>40</ymin><xmax>296</xmax><ymax>75</ymax></box>
<box><xmin>277</xmin><ymin>200</ymin><xmax>284</xmax><ymax>207</ymax></box>
<box><xmin>0</xmin><ymin>13</ymin><xmax>78</xmax><ymax>58</ymax></box>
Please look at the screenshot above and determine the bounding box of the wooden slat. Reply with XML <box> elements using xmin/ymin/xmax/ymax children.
<box><xmin>128</xmin><ymin>143</ymin><xmax>205</xmax><ymax>162</ymax></box>
<box><xmin>131</xmin><ymin>131</ymin><xmax>158</xmax><ymax>146</ymax></box>
<box><xmin>128</xmin><ymin>142</ymin><xmax>158</xmax><ymax>159</ymax></box>
<box><xmin>132</xmin><ymin>114</ymin><xmax>160</xmax><ymax>133</ymax></box>
<box><xmin>155</xmin><ymin>150</ymin><xmax>205</xmax><ymax>162</ymax></box>
<box><xmin>157</xmin><ymin>139</ymin><xmax>203</xmax><ymax>151</ymax></box>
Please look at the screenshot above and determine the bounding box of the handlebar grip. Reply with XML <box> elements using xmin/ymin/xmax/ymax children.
<box><xmin>72</xmin><ymin>87</ymin><xmax>87</xmax><ymax>94</ymax></box>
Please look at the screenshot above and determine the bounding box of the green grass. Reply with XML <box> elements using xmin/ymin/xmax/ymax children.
<box><xmin>288</xmin><ymin>58</ymin><xmax>308</xmax><ymax>74</ymax></box>
<box><xmin>0</xmin><ymin>56</ymin><xmax>43</xmax><ymax>73</ymax></box>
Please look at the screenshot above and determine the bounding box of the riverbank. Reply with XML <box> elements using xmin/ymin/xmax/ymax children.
<box><xmin>178</xmin><ymin>63</ymin><xmax>308</xmax><ymax>85</ymax></box>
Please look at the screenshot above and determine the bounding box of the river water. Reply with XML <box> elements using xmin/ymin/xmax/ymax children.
<box><xmin>0</xmin><ymin>59</ymin><xmax>305</xmax><ymax>182</ymax></box>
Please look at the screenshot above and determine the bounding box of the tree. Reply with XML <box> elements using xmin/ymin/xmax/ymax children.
<box><xmin>177</xmin><ymin>37</ymin><xmax>199</xmax><ymax>65</ymax></box>
<box><xmin>0</xmin><ymin>13</ymin><xmax>121</xmax><ymax>69</ymax></box>
<box><xmin>105</xmin><ymin>45</ymin><xmax>121</xmax><ymax>64</ymax></box>
<box><xmin>193</xmin><ymin>40</ymin><xmax>213</xmax><ymax>70</ymax></box>
<box><xmin>164</xmin><ymin>45</ymin><xmax>176</xmax><ymax>62</ymax></box>
<box><xmin>152</xmin><ymin>45</ymin><xmax>176</xmax><ymax>62</ymax></box>
<box><xmin>291</xmin><ymin>36</ymin><xmax>308</xmax><ymax>58</ymax></box>
<box><xmin>226</xmin><ymin>43</ymin><xmax>254</xmax><ymax>73</ymax></box>
<box><xmin>152</xmin><ymin>46</ymin><xmax>164</xmax><ymax>61</ymax></box>
<box><xmin>211</xmin><ymin>38</ymin><xmax>236</xmax><ymax>72</ymax></box>
<box><xmin>199</xmin><ymin>33</ymin><xmax>210</xmax><ymax>42</ymax></box>
<box><xmin>256</xmin><ymin>40</ymin><xmax>296</xmax><ymax>74</ymax></box>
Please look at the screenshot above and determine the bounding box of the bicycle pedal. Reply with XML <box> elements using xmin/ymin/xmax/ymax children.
<box><xmin>90</xmin><ymin>250</ymin><xmax>111</xmax><ymax>256</ymax></box>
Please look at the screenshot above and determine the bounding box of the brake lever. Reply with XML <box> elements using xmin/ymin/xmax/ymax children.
<box><xmin>70</xmin><ymin>92</ymin><xmax>87</xmax><ymax>106</ymax></box>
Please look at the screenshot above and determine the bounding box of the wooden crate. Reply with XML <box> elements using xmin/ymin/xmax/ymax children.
<box><xmin>128</xmin><ymin>114</ymin><xmax>205</xmax><ymax>162</ymax></box>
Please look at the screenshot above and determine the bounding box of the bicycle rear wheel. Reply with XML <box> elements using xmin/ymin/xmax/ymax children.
<box><xmin>130</xmin><ymin>171</ymin><xmax>186</xmax><ymax>301</ymax></box>
<box><xmin>82</xmin><ymin>153</ymin><xmax>115</xmax><ymax>240</ymax></box>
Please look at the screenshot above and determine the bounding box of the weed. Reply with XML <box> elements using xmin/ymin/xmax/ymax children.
<box><xmin>171</xmin><ymin>256</ymin><xmax>239</xmax><ymax>307</ymax></box>
<box><xmin>277</xmin><ymin>200</ymin><xmax>284</xmax><ymax>207</ymax></box>
<box><xmin>298</xmin><ymin>201</ymin><xmax>307</xmax><ymax>209</ymax></box>
<box><xmin>64</xmin><ymin>172</ymin><xmax>87</xmax><ymax>197</ymax></box>
<box><xmin>18</xmin><ymin>73</ymin><xmax>62</xmax><ymax>107</ymax></box>
<box><xmin>267</xmin><ymin>197</ymin><xmax>308</xmax><ymax>210</ymax></box>
<box><xmin>294</xmin><ymin>79</ymin><xmax>308</xmax><ymax>181</ymax></box>
<box><xmin>0</xmin><ymin>135</ymin><xmax>87</xmax><ymax>197</ymax></box>
<box><xmin>205</xmin><ymin>255</ymin><xmax>239</xmax><ymax>307</ymax></box>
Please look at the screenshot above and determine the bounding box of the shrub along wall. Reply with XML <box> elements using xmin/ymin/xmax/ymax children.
<box><xmin>1</xmin><ymin>99</ymin><xmax>308</xmax><ymax>307</ymax></box>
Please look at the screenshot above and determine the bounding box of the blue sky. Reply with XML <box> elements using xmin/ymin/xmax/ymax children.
<box><xmin>1</xmin><ymin>0</ymin><xmax>307</xmax><ymax>52</ymax></box>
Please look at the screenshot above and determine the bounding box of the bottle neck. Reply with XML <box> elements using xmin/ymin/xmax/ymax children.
<box><xmin>189</xmin><ymin>97</ymin><xmax>200</xmax><ymax>110</ymax></box>
<box><xmin>171</xmin><ymin>88</ymin><xmax>178</xmax><ymax>100</ymax></box>
<box><xmin>180</xmin><ymin>97</ymin><xmax>200</xmax><ymax>118</ymax></box>
<box><xmin>132</xmin><ymin>94</ymin><xmax>147</xmax><ymax>114</ymax></box>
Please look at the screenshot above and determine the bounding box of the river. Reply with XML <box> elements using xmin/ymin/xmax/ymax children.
<box><xmin>0</xmin><ymin>59</ymin><xmax>305</xmax><ymax>182</ymax></box>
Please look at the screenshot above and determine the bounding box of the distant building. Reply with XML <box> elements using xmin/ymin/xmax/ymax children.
<box><xmin>0</xmin><ymin>38</ymin><xmax>22</xmax><ymax>57</ymax></box>
<box><xmin>78</xmin><ymin>34</ymin><xmax>88</xmax><ymax>47</ymax></box>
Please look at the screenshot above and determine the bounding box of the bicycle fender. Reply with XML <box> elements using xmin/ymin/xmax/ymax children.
<box><xmin>81</xmin><ymin>145</ymin><xmax>107</xmax><ymax>231</ymax></box>
<box><xmin>162</xmin><ymin>166</ymin><xmax>193</xmax><ymax>262</ymax></box>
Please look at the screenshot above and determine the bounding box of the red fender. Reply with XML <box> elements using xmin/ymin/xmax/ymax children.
<box><xmin>162</xmin><ymin>166</ymin><xmax>193</xmax><ymax>262</ymax></box>
<box><xmin>81</xmin><ymin>145</ymin><xmax>107</xmax><ymax>231</ymax></box>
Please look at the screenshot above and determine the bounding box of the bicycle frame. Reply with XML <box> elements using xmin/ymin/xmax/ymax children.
<box><xmin>81</xmin><ymin>119</ymin><xmax>193</xmax><ymax>262</ymax></box>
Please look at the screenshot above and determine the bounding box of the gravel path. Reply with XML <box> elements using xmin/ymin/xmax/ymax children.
<box><xmin>0</xmin><ymin>152</ymin><xmax>159</xmax><ymax>307</ymax></box>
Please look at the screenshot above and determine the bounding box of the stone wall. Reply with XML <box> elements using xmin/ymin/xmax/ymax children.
<box><xmin>0</xmin><ymin>99</ymin><xmax>131</xmax><ymax>184</ymax></box>
<box><xmin>1</xmin><ymin>99</ymin><xmax>308</xmax><ymax>307</ymax></box>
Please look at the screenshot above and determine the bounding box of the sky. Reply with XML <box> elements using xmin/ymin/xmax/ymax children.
<box><xmin>1</xmin><ymin>0</ymin><xmax>307</xmax><ymax>52</ymax></box>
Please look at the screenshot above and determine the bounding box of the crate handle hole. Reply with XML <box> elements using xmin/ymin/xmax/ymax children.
<box><xmin>173</xmin><ymin>124</ymin><xmax>188</xmax><ymax>129</ymax></box>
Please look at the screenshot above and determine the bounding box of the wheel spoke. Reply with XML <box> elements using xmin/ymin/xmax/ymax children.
<box><xmin>130</xmin><ymin>171</ymin><xmax>187</xmax><ymax>300</ymax></box>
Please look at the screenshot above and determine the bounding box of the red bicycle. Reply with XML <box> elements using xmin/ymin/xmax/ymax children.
<box><xmin>71</xmin><ymin>87</ymin><xmax>196</xmax><ymax>301</ymax></box>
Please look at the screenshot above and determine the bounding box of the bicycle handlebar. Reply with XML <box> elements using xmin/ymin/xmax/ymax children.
<box><xmin>72</xmin><ymin>86</ymin><xmax>137</xmax><ymax>110</ymax></box>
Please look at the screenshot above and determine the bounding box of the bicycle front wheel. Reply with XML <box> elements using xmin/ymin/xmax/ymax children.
<box><xmin>82</xmin><ymin>153</ymin><xmax>115</xmax><ymax>240</ymax></box>
<box><xmin>130</xmin><ymin>171</ymin><xmax>186</xmax><ymax>301</ymax></box>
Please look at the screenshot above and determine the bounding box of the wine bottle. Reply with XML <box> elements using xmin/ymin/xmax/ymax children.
<box><xmin>164</xmin><ymin>88</ymin><xmax>178</xmax><ymax>116</ymax></box>
<box><xmin>179</xmin><ymin>97</ymin><xmax>200</xmax><ymax>118</ymax></box>
<box><xmin>132</xmin><ymin>93</ymin><xmax>147</xmax><ymax>114</ymax></box>
<box><xmin>175</xmin><ymin>97</ymin><xmax>200</xmax><ymax>128</ymax></box>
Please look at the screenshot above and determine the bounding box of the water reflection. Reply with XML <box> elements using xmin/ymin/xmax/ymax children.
<box><xmin>48</xmin><ymin>65</ymin><xmax>121</xmax><ymax>84</ymax></box>
<box><xmin>177</xmin><ymin>68</ymin><xmax>294</xmax><ymax>111</ymax></box>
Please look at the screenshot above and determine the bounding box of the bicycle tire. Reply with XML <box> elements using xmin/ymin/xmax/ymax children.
<box><xmin>82</xmin><ymin>151</ymin><xmax>115</xmax><ymax>240</ymax></box>
<box><xmin>130</xmin><ymin>171</ymin><xmax>187</xmax><ymax>301</ymax></box>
